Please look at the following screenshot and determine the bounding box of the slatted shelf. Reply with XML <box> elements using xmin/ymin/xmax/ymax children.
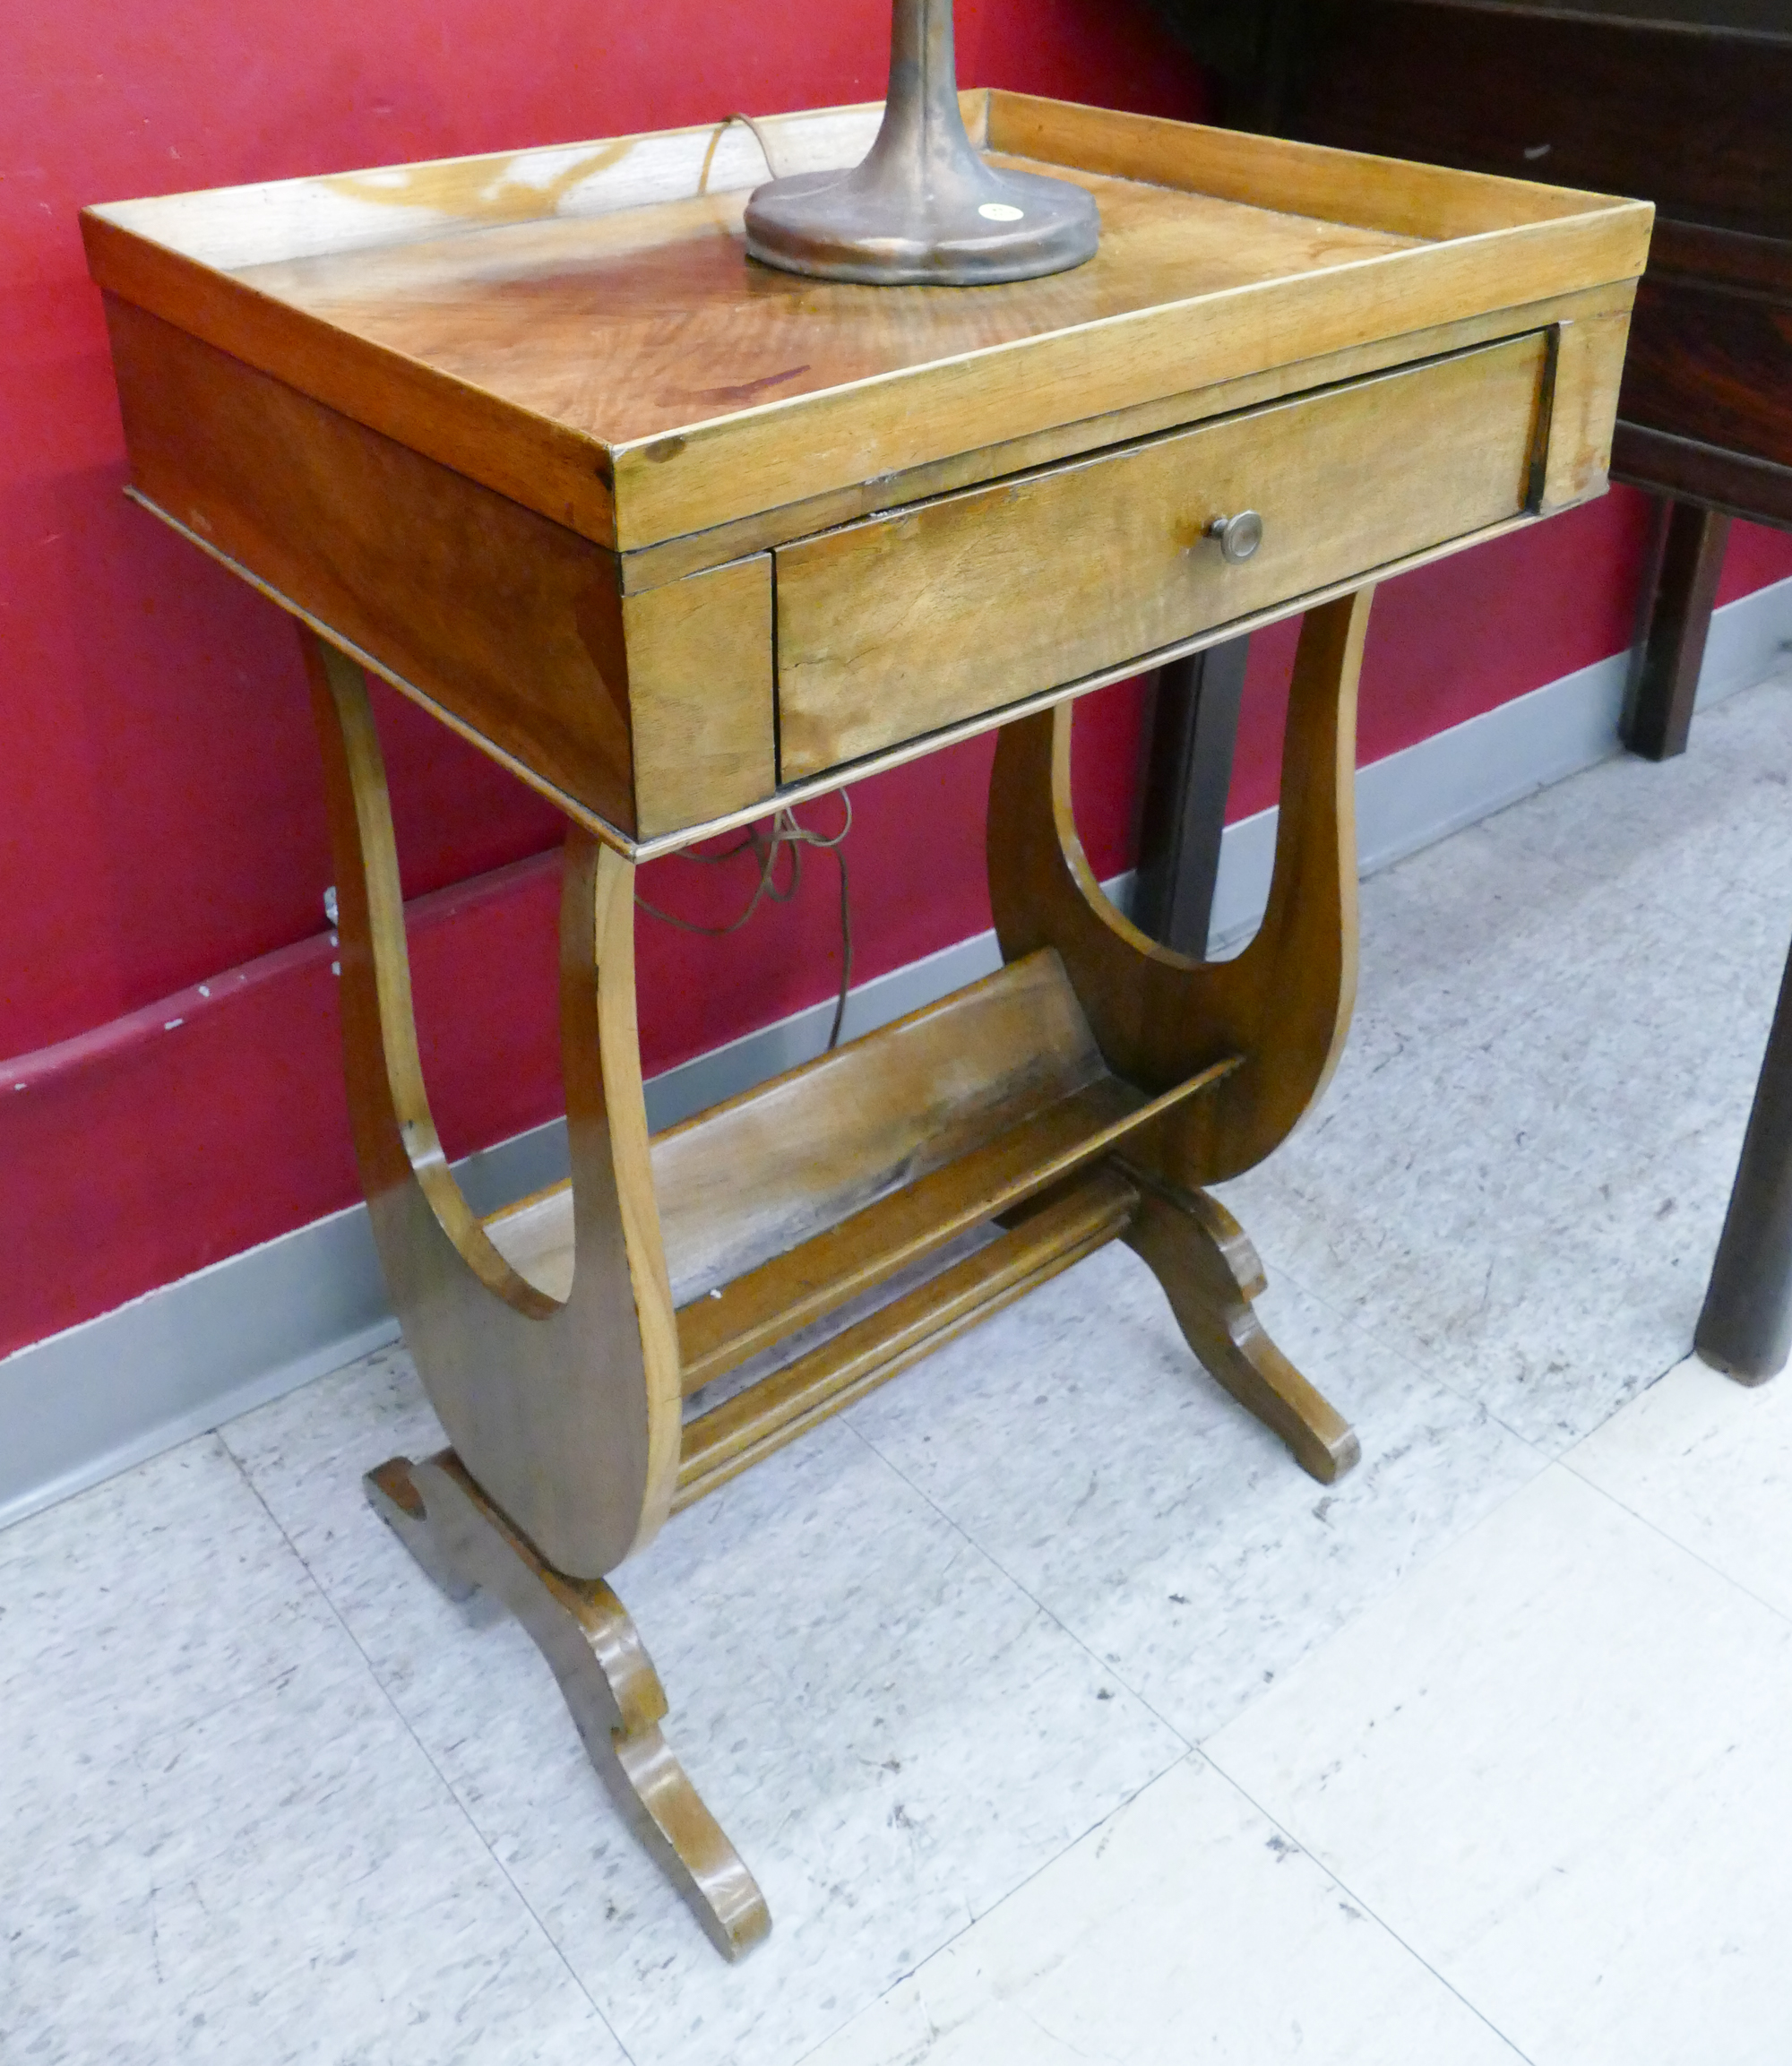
<box><xmin>484</xmin><ymin>947</ymin><xmax>1238</xmax><ymax>1405</ymax></box>
<box><xmin>673</xmin><ymin>1166</ymin><xmax>1142</xmax><ymax>1509</ymax></box>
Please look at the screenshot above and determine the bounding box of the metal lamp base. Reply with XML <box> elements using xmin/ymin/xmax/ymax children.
<box><xmin>744</xmin><ymin>0</ymin><xmax>1099</xmax><ymax>288</ymax></box>
<box><xmin>746</xmin><ymin>163</ymin><xmax>1098</xmax><ymax>288</ymax></box>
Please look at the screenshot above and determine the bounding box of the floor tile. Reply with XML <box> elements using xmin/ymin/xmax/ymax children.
<box><xmin>0</xmin><ymin>1436</ymin><xmax>616</xmax><ymax>2066</ymax></box>
<box><xmin>1469</xmin><ymin>861</ymin><xmax>1788</xmax><ymax>1153</ymax></box>
<box><xmin>1570</xmin><ymin>1350</ymin><xmax>1792</xmax><ymax>1623</ymax></box>
<box><xmin>1497</xmin><ymin>671</ymin><xmax>1792</xmax><ymax>905</ymax></box>
<box><xmin>848</xmin><ymin>1242</ymin><xmax>1546</xmax><ymax>1743</ymax></box>
<box><xmin>0</xmin><ymin>1437</ymin><xmax>347</xmax><ymax>1854</ymax></box>
<box><xmin>1222</xmin><ymin>1097</ymin><xmax>1732</xmax><ymax>1452</ymax></box>
<box><xmin>1</xmin><ymin>1657</ymin><xmax>621</xmax><ymax>2066</ymax></box>
<box><xmin>801</xmin><ymin>1756</ymin><xmax>1522</xmax><ymax>2066</ymax></box>
<box><xmin>1214</xmin><ymin>692</ymin><xmax>1792</xmax><ymax>1451</ymax></box>
<box><xmin>1205</xmin><ymin>1465</ymin><xmax>1792</xmax><ymax>2066</ymax></box>
<box><xmin>1351</xmin><ymin>672</ymin><xmax>1792</xmax><ymax>1072</ymax></box>
<box><xmin>0</xmin><ymin>1434</ymin><xmax>339</xmax><ymax>1717</ymax></box>
<box><xmin>1350</xmin><ymin>815</ymin><xmax>1599</xmax><ymax>1046</ymax></box>
<box><xmin>224</xmin><ymin>1347</ymin><xmax>1187</xmax><ymax>2066</ymax></box>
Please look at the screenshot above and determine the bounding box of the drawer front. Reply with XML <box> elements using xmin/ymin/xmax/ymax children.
<box><xmin>774</xmin><ymin>331</ymin><xmax>1549</xmax><ymax>778</ymax></box>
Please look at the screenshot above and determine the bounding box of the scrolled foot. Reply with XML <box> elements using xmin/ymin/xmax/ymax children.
<box><xmin>1119</xmin><ymin>1175</ymin><xmax>1360</xmax><ymax>1485</ymax></box>
<box><xmin>365</xmin><ymin>1452</ymin><xmax>771</xmax><ymax>1959</ymax></box>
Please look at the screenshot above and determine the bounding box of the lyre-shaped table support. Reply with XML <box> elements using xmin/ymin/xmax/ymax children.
<box><xmin>986</xmin><ymin>589</ymin><xmax>1372</xmax><ymax>1480</ymax></box>
<box><xmin>303</xmin><ymin>584</ymin><xmax>1373</xmax><ymax>1959</ymax></box>
<box><xmin>306</xmin><ymin>635</ymin><xmax>765</xmax><ymax>1957</ymax></box>
<box><xmin>306</xmin><ymin>635</ymin><xmax>684</xmax><ymax>1580</ymax></box>
<box><xmin>988</xmin><ymin>588</ymin><xmax>1370</xmax><ymax>1184</ymax></box>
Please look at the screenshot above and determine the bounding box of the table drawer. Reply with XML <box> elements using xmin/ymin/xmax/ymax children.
<box><xmin>774</xmin><ymin>331</ymin><xmax>1550</xmax><ymax>779</ymax></box>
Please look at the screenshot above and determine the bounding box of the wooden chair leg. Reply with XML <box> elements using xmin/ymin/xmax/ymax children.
<box><xmin>1131</xmin><ymin>633</ymin><xmax>1252</xmax><ymax>957</ymax></box>
<box><xmin>1121</xmin><ymin>1173</ymin><xmax>1359</xmax><ymax>1485</ymax></box>
<box><xmin>1621</xmin><ymin>498</ymin><xmax>1731</xmax><ymax>762</ymax></box>
<box><xmin>1695</xmin><ymin>930</ymin><xmax>1792</xmax><ymax>1384</ymax></box>
<box><xmin>366</xmin><ymin>1452</ymin><xmax>771</xmax><ymax>1962</ymax></box>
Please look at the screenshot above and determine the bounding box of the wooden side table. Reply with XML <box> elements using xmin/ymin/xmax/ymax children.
<box><xmin>85</xmin><ymin>92</ymin><xmax>1649</xmax><ymax>1956</ymax></box>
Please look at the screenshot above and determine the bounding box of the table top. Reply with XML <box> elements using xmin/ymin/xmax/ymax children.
<box><xmin>83</xmin><ymin>91</ymin><xmax>1650</xmax><ymax>556</ymax></box>
<box><xmin>84</xmin><ymin>93</ymin><xmax>1653</xmax><ymax>855</ymax></box>
<box><xmin>228</xmin><ymin>164</ymin><xmax>1417</xmax><ymax>452</ymax></box>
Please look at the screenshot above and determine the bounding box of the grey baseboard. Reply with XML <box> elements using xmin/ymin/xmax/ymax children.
<box><xmin>6</xmin><ymin>571</ymin><xmax>1788</xmax><ymax>1532</ymax></box>
<box><xmin>0</xmin><ymin>917</ymin><xmax>1034</xmax><ymax>1535</ymax></box>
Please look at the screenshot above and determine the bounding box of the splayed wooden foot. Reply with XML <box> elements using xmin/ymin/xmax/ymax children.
<box><xmin>1121</xmin><ymin>1176</ymin><xmax>1360</xmax><ymax>1485</ymax></box>
<box><xmin>366</xmin><ymin>1452</ymin><xmax>771</xmax><ymax>1960</ymax></box>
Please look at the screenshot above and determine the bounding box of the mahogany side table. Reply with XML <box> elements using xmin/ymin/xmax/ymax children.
<box><xmin>85</xmin><ymin>91</ymin><xmax>1650</xmax><ymax>1955</ymax></box>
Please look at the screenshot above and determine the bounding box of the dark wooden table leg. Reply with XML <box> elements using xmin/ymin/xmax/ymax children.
<box><xmin>1697</xmin><ymin>933</ymin><xmax>1792</xmax><ymax>1384</ymax></box>
<box><xmin>1621</xmin><ymin>498</ymin><xmax>1731</xmax><ymax>762</ymax></box>
<box><xmin>1132</xmin><ymin>635</ymin><xmax>1250</xmax><ymax>954</ymax></box>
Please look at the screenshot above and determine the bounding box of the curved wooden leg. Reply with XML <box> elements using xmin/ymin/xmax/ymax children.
<box><xmin>304</xmin><ymin>630</ymin><xmax>681</xmax><ymax>1580</ymax></box>
<box><xmin>986</xmin><ymin>594</ymin><xmax>1373</xmax><ymax>1477</ymax></box>
<box><xmin>1121</xmin><ymin>1175</ymin><xmax>1358</xmax><ymax>1484</ymax></box>
<box><xmin>988</xmin><ymin>589</ymin><xmax>1373</xmax><ymax>1186</ymax></box>
<box><xmin>309</xmin><ymin>630</ymin><xmax>728</xmax><ymax>1949</ymax></box>
<box><xmin>366</xmin><ymin>1453</ymin><xmax>771</xmax><ymax>1961</ymax></box>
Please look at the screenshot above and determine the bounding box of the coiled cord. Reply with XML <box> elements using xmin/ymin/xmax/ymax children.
<box><xmin>634</xmin><ymin>795</ymin><xmax>855</xmax><ymax>1049</ymax></box>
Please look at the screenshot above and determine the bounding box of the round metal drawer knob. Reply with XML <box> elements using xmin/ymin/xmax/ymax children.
<box><xmin>1206</xmin><ymin>511</ymin><xmax>1264</xmax><ymax>564</ymax></box>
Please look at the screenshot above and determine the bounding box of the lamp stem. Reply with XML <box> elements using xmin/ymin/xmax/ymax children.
<box><xmin>860</xmin><ymin>0</ymin><xmax>981</xmax><ymax>199</ymax></box>
<box><xmin>742</xmin><ymin>0</ymin><xmax>1098</xmax><ymax>285</ymax></box>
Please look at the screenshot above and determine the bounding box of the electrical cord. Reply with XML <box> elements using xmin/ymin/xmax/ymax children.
<box><xmin>697</xmin><ymin>111</ymin><xmax>781</xmax><ymax>194</ymax></box>
<box><xmin>634</xmin><ymin>795</ymin><xmax>856</xmax><ymax>1049</ymax></box>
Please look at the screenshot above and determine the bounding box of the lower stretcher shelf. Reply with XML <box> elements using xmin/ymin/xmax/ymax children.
<box><xmin>483</xmin><ymin>946</ymin><xmax>1241</xmax><ymax>1502</ymax></box>
<box><xmin>674</xmin><ymin>1164</ymin><xmax>1142</xmax><ymax>1506</ymax></box>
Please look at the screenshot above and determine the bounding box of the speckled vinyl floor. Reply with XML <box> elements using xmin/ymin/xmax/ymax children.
<box><xmin>8</xmin><ymin>667</ymin><xmax>1792</xmax><ymax>2066</ymax></box>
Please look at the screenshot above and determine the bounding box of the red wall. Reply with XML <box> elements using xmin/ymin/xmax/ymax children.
<box><xmin>5</xmin><ymin>0</ymin><xmax>1790</xmax><ymax>1357</ymax></box>
<box><xmin>2</xmin><ymin>0</ymin><xmax>1201</xmax><ymax>1355</ymax></box>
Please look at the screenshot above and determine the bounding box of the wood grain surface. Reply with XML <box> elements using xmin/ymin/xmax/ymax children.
<box><xmin>673</xmin><ymin>1167</ymin><xmax>1142</xmax><ymax>1509</ymax></box>
<box><xmin>1276</xmin><ymin>1</ymin><xmax>1792</xmax><ymax>241</ymax></box>
<box><xmin>369</xmin><ymin>1452</ymin><xmax>771</xmax><ymax>1959</ymax></box>
<box><xmin>113</xmin><ymin>297</ymin><xmax>640</xmax><ymax>831</ymax></box>
<box><xmin>1620</xmin><ymin>273</ymin><xmax>1792</xmax><ymax>471</ymax></box>
<box><xmin>487</xmin><ymin>947</ymin><xmax>1240</xmax><ymax>1399</ymax></box>
<box><xmin>616</xmin><ymin>278</ymin><xmax>1633</xmax><ymax>592</ymax></box>
<box><xmin>624</xmin><ymin>556</ymin><xmax>775</xmax><ymax>836</ymax></box>
<box><xmin>1121</xmin><ymin>1176</ymin><xmax>1359</xmax><ymax>1483</ymax></box>
<box><xmin>1612</xmin><ymin>423</ymin><xmax>1792</xmax><ymax>530</ymax></box>
<box><xmin>307</xmin><ymin>639</ymin><xmax>683</xmax><ymax>1579</ymax></box>
<box><xmin>987</xmin><ymin>588</ymin><xmax>1373</xmax><ymax>1184</ymax></box>
<box><xmin>607</xmin><ymin>177</ymin><xmax>1642</xmax><ymax>548</ymax></box>
<box><xmin>228</xmin><ymin>162</ymin><xmax>1415</xmax><ymax>450</ymax></box>
<box><xmin>1266</xmin><ymin>0</ymin><xmax>1786</xmax><ymax>517</ymax></box>
<box><xmin>491</xmin><ymin>949</ymin><xmax>1104</xmax><ymax>1305</ymax></box>
<box><xmin>110</xmin><ymin>298</ymin><xmax>778</xmax><ymax>839</ymax></box>
<box><xmin>777</xmin><ymin>331</ymin><xmax>1545</xmax><ymax>777</ymax></box>
<box><xmin>1538</xmin><ymin>292</ymin><xmax>1635</xmax><ymax>510</ymax></box>
<box><xmin>670</xmin><ymin>1060</ymin><xmax>1233</xmax><ymax>1397</ymax></box>
<box><xmin>86</xmin><ymin>93</ymin><xmax>1650</xmax><ymax>550</ymax></box>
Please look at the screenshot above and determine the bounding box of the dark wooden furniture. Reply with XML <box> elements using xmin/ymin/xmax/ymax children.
<box><xmin>1132</xmin><ymin>637</ymin><xmax>1252</xmax><ymax>953</ymax></box>
<box><xmin>1140</xmin><ymin>0</ymin><xmax>1791</xmax><ymax>943</ymax></box>
<box><xmin>1258</xmin><ymin>0</ymin><xmax>1790</xmax><ymax>762</ymax></box>
<box><xmin>1697</xmin><ymin>935</ymin><xmax>1792</xmax><ymax>1383</ymax></box>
